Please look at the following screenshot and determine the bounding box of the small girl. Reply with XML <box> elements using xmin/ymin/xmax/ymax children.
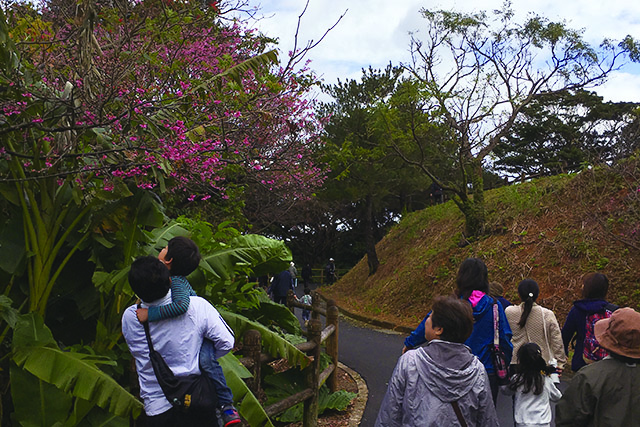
<box><xmin>502</xmin><ymin>342</ymin><xmax>562</xmax><ymax>427</ymax></box>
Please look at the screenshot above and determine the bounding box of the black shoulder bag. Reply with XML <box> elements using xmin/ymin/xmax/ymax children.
<box><xmin>140</xmin><ymin>307</ymin><xmax>218</xmax><ymax>412</ymax></box>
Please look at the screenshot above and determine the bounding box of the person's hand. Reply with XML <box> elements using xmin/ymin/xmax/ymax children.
<box><xmin>402</xmin><ymin>345</ymin><xmax>408</xmax><ymax>354</ymax></box>
<box><xmin>136</xmin><ymin>308</ymin><xmax>148</xmax><ymax>323</ymax></box>
<box><xmin>556</xmin><ymin>367</ymin><xmax>563</xmax><ymax>377</ymax></box>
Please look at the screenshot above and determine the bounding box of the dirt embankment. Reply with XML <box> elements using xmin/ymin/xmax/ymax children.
<box><xmin>322</xmin><ymin>160</ymin><xmax>640</xmax><ymax>328</ymax></box>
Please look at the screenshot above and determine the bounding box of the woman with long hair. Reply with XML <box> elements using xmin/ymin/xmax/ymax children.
<box><xmin>505</xmin><ymin>279</ymin><xmax>566</xmax><ymax>374</ymax></box>
<box><xmin>403</xmin><ymin>258</ymin><xmax>513</xmax><ymax>403</ymax></box>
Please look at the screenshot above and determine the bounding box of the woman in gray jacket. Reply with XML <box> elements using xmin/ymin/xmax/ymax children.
<box><xmin>376</xmin><ymin>296</ymin><xmax>499</xmax><ymax>427</ymax></box>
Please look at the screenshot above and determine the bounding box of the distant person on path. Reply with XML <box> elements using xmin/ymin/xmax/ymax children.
<box><xmin>501</xmin><ymin>343</ymin><xmax>562</xmax><ymax>427</ymax></box>
<box><xmin>268</xmin><ymin>269</ymin><xmax>293</xmax><ymax>305</ymax></box>
<box><xmin>134</xmin><ymin>237</ymin><xmax>241</xmax><ymax>426</ymax></box>
<box><xmin>429</xmin><ymin>181</ymin><xmax>443</xmax><ymax>205</ymax></box>
<box><xmin>505</xmin><ymin>279</ymin><xmax>566</xmax><ymax>376</ymax></box>
<box><xmin>300</xmin><ymin>288</ymin><xmax>312</xmax><ymax>327</ymax></box>
<box><xmin>489</xmin><ymin>281</ymin><xmax>511</xmax><ymax>308</ymax></box>
<box><xmin>289</xmin><ymin>261</ymin><xmax>298</xmax><ymax>288</ymax></box>
<box><xmin>324</xmin><ymin>258</ymin><xmax>336</xmax><ymax>285</ymax></box>
<box><xmin>403</xmin><ymin>258</ymin><xmax>513</xmax><ymax>403</ymax></box>
<box><xmin>301</xmin><ymin>263</ymin><xmax>312</xmax><ymax>288</ymax></box>
<box><xmin>561</xmin><ymin>272</ymin><xmax>618</xmax><ymax>372</ymax></box>
<box><xmin>556</xmin><ymin>307</ymin><xmax>640</xmax><ymax>426</ymax></box>
<box><xmin>123</xmin><ymin>256</ymin><xmax>235</xmax><ymax>426</ymax></box>
<box><xmin>376</xmin><ymin>296</ymin><xmax>499</xmax><ymax>427</ymax></box>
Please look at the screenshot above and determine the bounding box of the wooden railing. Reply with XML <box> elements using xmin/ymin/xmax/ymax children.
<box><xmin>237</xmin><ymin>290</ymin><xmax>339</xmax><ymax>427</ymax></box>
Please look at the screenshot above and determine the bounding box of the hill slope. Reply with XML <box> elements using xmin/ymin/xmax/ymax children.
<box><xmin>322</xmin><ymin>158</ymin><xmax>640</xmax><ymax>328</ymax></box>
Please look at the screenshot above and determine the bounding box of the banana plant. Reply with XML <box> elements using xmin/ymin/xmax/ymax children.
<box><xmin>11</xmin><ymin>313</ymin><xmax>142</xmax><ymax>425</ymax></box>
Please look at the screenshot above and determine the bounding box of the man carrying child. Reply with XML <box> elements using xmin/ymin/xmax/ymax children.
<box><xmin>130</xmin><ymin>236</ymin><xmax>241</xmax><ymax>426</ymax></box>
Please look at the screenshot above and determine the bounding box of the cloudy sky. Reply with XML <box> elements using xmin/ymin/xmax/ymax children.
<box><xmin>244</xmin><ymin>0</ymin><xmax>640</xmax><ymax>103</ymax></box>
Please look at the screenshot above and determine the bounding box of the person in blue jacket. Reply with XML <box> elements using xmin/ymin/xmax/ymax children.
<box><xmin>402</xmin><ymin>258</ymin><xmax>513</xmax><ymax>403</ymax></box>
<box><xmin>561</xmin><ymin>272</ymin><xmax>618</xmax><ymax>372</ymax></box>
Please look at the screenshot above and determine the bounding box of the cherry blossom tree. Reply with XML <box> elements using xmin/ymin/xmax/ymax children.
<box><xmin>0</xmin><ymin>0</ymin><xmax>326</xmax><ymax>314</ymax></box>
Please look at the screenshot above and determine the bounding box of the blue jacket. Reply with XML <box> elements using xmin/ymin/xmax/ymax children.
<box><xmin>404</xmin><ymin>293</ymin><xmax>513</xmax><ymax>374</ymax></box>
<box><xmin>561</xmin><ymin>298</ymin><xmax>617</xmax><ymax>372</ymax></box>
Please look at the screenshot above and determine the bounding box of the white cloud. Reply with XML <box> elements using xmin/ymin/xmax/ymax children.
<box><xmin>245</xmin><ymin>0</ymin><xmax>640</xmax><ymax>101</ymax></box>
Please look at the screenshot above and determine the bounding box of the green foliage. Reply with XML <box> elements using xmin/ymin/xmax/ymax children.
<box><xmin>12</xmin><ymin>313</ymin><xmax>142</xmax><ymax>421</ymax></box>
<box><xmin>262</xmin><ymin>354</ymin><xmax>356</xmax><ymax>423</ymax></box>
<box><xmin>218</xmin><ymin>354</ymin><xmax>275</xmax><ymax>427</ymax></box>
<box><xmin>220</xmin><ymin>309</ymin><xmax>308</xmax><ymax>369</ymax></box>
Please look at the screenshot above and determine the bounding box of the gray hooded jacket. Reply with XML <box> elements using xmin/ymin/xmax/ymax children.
<box><xmin>375</xmin><ymin>340</ymin><xmax>499</xmax><ymax>427</ymax></box>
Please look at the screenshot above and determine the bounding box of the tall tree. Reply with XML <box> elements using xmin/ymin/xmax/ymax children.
<box><xmin>318</xmin><ymin>66</ymin><xmax>430</xmax><ymax>275</ymax></box>
<box><xmin>493</xmin><ymin>90</ymin><xmax>640</xmax><ymax>179</ymax></box>
<box><xmin>394</xmin><ymin>4</ymin><xmax>639</xmax><ymax>236</ymax></box>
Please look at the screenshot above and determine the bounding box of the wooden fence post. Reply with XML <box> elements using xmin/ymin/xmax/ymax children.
<box><xmin>311</xmin><ymin>290</ymin><xmax>321</xmax><ymax>322</ymax></box>
<box><xmin>244</xmin><ymin>329</ymin><xmax>262</xmax><ymax>394</ymax></box>
<box><xmin>303</xmin><ymin>318</ymin><xmax>322</xmax><ymax>427</ymax></box>
<box><xmin>326</xmin><ymin>300</ymin><xmax>339</xmax><ymax>393</ymax></box>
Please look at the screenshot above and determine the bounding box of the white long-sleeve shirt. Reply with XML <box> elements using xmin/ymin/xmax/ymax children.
<box><xmin>502</xmin><ymin>375</ymin><xmax>562</xmax><ymax>426</ymax></box>
<box><xmin>122</xmin><ymin>292</ymin><xmax>235</xmax><ymax>416</ymax></box>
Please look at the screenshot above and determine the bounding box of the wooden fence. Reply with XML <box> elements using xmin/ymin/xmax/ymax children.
<box><xmin>237</xmin><ymin>290</ymin><xmax>340</xmax><ymax>427</ymax></box>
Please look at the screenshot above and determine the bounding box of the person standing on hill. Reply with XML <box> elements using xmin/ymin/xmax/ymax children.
<box><xmin>561</xmin><ymin>272</ymin><xmax>618</xmax><ymax>372</ymax></box>
<box><xmin>403</xmin><ymin>258</ymin><xmax>513</xmax><ymax>403</ymax></box>
<box><xmin>556</xmin><ymin>307</ymin><xmax>640</xmax><ymax>426</ymax></box>
<box><xmin>376</xmin><ymin>296</ymin><xmax>499</xmax><ymax>427</ymax></box>
<box><xmin>505</xmin><ymin>279</ymin><xmax>566</xmax><ymax>376</ymax></box>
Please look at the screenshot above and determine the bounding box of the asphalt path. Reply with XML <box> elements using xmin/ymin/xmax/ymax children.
<box><xmin>292</xmin><ymin>284</ymin><xmax>567</xmax><ymax>426</ymax></box>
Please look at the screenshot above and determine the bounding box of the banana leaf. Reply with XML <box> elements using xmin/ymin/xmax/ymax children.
<box><xmin>219</xmin><ymin>309</ymin><xmax>309</xmax><ymax>369</ymax></box>
<box><xmin>218</xmin><ymin>353</ymin><xmax>275</xmax><ymax>427</ymax></box>
<box><xmin>12</xmin><ymin>313</ymin><xmax>143</xmax><ymax>420</ymax></box>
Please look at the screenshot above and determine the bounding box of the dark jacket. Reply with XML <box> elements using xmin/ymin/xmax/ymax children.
<box><xmin>269</xmin><ymin>270</ymin><xmax>292</xmax><ymax>298</ymax></box>
<box><xmin>556</xmin><ymin>357</ymin><xmax>640</xmax><ymax>426</ymax></box>
<box><xmin>561</xmin><ymin>299</ymin><xmax>616</xmax><ymax>372</ymax></box>
<box><xmin>404</xmin><ymin>292</ymin><xmax>513</xmax><ymax>374</ymax></box>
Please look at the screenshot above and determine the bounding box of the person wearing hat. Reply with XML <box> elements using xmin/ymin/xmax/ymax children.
<box><xmin>556</xmin><ymin>307</ymin><xmax>640</xmax><ymax>426</ymax></box>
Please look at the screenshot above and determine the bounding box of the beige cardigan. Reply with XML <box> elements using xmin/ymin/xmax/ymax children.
<box><xmin>505</xmin><ymin>303</ymin><xmax>566</xmax><ymax>369</ymax></box>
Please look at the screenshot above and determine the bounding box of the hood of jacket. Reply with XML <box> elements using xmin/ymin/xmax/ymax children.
<box><xmin>469</xmin><ymin>290</ymin><xmax>493</xmax><ymax>322</ymax></box>
<box><xmin>573</xmin><ymin>299</ymin><xmax>611</xmax><ymax>315</ymax></box>
<box><xmin>416</xmin><ymin>340</ymin><xmax>484</xmax><ymax>403</ymax></box>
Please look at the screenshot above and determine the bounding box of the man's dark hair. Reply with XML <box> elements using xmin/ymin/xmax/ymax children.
<box><xmin>166</xmin><ymin>236</ymin><xmax>201</xmax><ymax>276</ymax></box>
<box><xmin>430</xmin><ymin>296</ymin><xmax>474</xmax><ymax>343</ymax></box>
<box><xmin>129</xmin><ymin>256</ymin><xmax>171</xmax><ymax>302</ymax></box>
<box><xmin>455</xmin><ymin>257</ymin><xmax>489</xmax><ymax>299</ymax></box>
<box><xmin>582</xmin><ymin>272</ymin><xmax>609</xmax><ymax>299</ymax></box>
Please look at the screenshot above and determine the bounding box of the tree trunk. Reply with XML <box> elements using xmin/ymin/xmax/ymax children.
<box><xmin>364</xmin><ymin>195</ymin><xmax>379</xmax><ymax>275</ymax></box>
<box><xmin>452</xmin><ymin>160</ymin><xmax>486</xmax><ymax>238</ymax></box>
<box><xmin>464</xmin><ymin>160</ymin><xmax>486</xmax><ymax>237</ymax></box>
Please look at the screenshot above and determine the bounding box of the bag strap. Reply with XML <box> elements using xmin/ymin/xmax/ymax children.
<box><xmin>138</xmin><ymin>303</ymin><xmax>155</xmax><ymax>353</ymax></box>
<box><xmin>493</xmin><ymin>300</ymin><xmax>499</xmax><ymax>347</ymax></box>
<box><xmin>540</xmin><ymin>306</ymin><xmax>552</xmax><ymax>357</ymax></box>
<box><xmin>451</xmin><ymin>401</ymin><xmax>468</xmax><ymax>427</ymax></box>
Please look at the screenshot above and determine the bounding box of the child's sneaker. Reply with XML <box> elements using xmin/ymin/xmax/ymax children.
<box><xmin>220</xmin><ymin>404</ymin><xmax>241</xmax><ymax>426</ymax></box>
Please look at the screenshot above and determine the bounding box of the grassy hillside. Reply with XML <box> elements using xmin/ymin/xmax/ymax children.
<box><xmin>322</xmin><ymin>157</ymin><xmax>640</xmax><ymax>328</ymax></box>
